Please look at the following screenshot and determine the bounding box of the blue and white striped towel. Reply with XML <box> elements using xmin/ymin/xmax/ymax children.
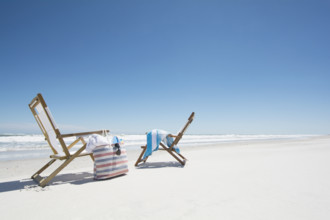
<box><xmin>142</xmin><ymin>129</ymin><xmax>180</xmax><ymax>159</ymax></box>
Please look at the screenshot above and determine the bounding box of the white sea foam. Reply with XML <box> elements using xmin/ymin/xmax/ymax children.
<box><xmin>0</xmin><ymin>133</ymin><xmax>317</xmax><ymax>161</ymax></box>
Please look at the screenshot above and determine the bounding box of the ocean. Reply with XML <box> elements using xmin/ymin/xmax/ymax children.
<box><xmin>0</xmin><ymin>133</ymin><xmax>316</xmax><ymax>161</ymax></box>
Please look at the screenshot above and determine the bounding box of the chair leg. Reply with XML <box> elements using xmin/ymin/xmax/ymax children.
<box><xmin>34</xmin><ymin>146</ymin><xmax>86</xmax><ymax>187</ymax></box>
<box><xmin>32</xmin><ymin>159</ymin><xmax>57</xmax><ymax>179</ymax></box>
<box><xmin>143</xmin><ymin>156</ymin><xmax>149</xmax><ymax>163</ymax></box>
<box><xmin>160</xmin><ymin>143</ymin><xmax>185</xmax><ymax>165</ymax></box>
<box><xmin>166</xmin><ymin>149</ymin><xmax>185</xmax><ymax>165</ymax></box>
<box><xmin>135</xmin><ymin>146</ymin><xmax>147</xmax><ymax>166</ymax></box>
<box><xmin>39</xmin><ymin>157</ymin><xmax>75</xmax><ymax>187</ymax></box>
<box><xmin>135</xmin><ymin>144</ymin><xmax>187</xmax><ymax>166</ymax></box>
<box><xmin>177</xmin><ymin>153</ymin><xmax>187</xmax><ymax>160</ymax></box>
<box><xmin>90</xmin><ymin>154</ymin><xmax>95</xmax><ymax>161</ymax></box>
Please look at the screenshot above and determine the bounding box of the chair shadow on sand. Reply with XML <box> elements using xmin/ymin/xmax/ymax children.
<box><xmin>0</xmin><ymin>172</ymin><xmax>127</xmax><ymax>193</ymax></box>
<box><xmin>136</xmin><ymin>161</ymin><xmax>185</xmax><ymax>169</ymax></box>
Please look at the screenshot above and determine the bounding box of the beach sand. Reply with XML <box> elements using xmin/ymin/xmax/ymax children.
<box><xmin>1</xmin><ymin>136</ymin><xmax>330</xmax><ymax>219</ymax></box>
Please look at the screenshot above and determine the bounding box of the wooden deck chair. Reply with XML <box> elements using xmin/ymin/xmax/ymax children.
<box><xmin>29</xmin><ymin>93</ymin><xmax>109</xmax><ymax>187</ymax></box>
<box><xmin>135</xmin><ymin>112</ymin><xmax>195</xmax><ymax>167</ymax></box>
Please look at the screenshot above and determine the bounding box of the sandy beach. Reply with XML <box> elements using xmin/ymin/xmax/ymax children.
<box><xmin>1</xmin><ymin>135</ymin><xmax>330</xmax><ymax>219</ymax></box>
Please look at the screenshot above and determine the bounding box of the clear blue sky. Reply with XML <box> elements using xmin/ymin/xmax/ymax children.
<box><xmin>1</xmin><ymin>0</ymin><xmax>329</xmax><ymax>135</ymax></box>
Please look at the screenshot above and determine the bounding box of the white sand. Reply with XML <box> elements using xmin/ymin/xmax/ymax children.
<box><xmin>1</xmin><ymin>136</ymin><xmax>330</xmax><ymax>220</ymax></box>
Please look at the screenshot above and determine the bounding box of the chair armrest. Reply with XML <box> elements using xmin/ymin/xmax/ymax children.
<box><xmin>61</xmin><ymin>130</ymin><xmax>110</xmax><ymax>138</ymax></box>
<box><xmin>168</xmin><ymin>134</ymin><xmax>177</xmax><ymax>138</ymax></box>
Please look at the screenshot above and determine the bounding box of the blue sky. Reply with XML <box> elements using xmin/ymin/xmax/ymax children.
<box><xmin>1</xmin><ymin>0</ymin><xmax>329</xmax><ymax>135</ymax></box>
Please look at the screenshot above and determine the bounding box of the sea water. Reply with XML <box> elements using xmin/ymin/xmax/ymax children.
<box><xmin>0</xmin><ymin>133</ymin><xmax>316</xmax><ymax>161</ymax></box>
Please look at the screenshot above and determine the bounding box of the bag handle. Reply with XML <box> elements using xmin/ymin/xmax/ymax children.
<box><xmin>102</xmin><ymin>129</ymin><xmax>111</xmax><ymax>144</ymax></box>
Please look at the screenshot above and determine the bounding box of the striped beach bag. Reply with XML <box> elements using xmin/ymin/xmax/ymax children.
<box><xmin>92</xmin><ymin>145</ymin><xmax>129</xmax><ymax>180</ymax></box>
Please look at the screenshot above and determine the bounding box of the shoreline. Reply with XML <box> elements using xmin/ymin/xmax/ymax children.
<box><xmin>0</xmin><ymin>134</ymin><xmax>324</xmax><ymax>162</ymax></box>
<box><xmin>0</xmin><ymin>135</ymin><xmax>328</xmax><ymax>180</ymax></box>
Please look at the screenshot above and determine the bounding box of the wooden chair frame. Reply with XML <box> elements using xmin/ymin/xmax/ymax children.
<box><xmin>29</xmin><ymin>93</ymin><xmax>109</xmax><ymax>187</ymax></box>
<box><xmin>135</xmin><ymin>112</ymin><xmax>195</xmax><ymax>167</ymax></box>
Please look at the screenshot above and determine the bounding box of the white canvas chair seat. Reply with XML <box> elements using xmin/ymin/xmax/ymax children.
<box><xmin>29</xmin><ymin>93</ymin><xmax>109</xmax><ymax>187</ymax></box>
